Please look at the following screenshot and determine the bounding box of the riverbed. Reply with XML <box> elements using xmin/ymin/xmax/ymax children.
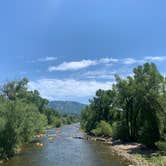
<box><xmin>1</xmin><ymin>124</ymin><xmax>130</xmax><ymax>166</ymax></box>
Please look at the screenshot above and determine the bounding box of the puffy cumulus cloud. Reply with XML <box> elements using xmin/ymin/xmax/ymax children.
<box><xmin>28</xmin><ymin>79</ymin><xmax>113</xmax><ymax>102</ymax></box>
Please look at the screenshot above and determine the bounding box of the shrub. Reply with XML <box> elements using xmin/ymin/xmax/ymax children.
<box><xmin>112</xmin><ymin>121</ymin><xmax>129</xmax><ymax>141</ymax></box>
<box><xmin>91</xmin><ymin>121</ymin><xmax>112</xmax><ymax>137</ymax></box>
<box><xmin>155</xmin><ymin>141</ymin><xmax>166</xmax><ymax>151</ymax></box>
<box><xmin>138</xmin><ymin>120</ymin><xmax>160</xmax><ymax>148</ymax></box>
<box><xmin>51</xmin><ymin>117</ymin><xmax>62</xmax><ymax>128</ymax></box>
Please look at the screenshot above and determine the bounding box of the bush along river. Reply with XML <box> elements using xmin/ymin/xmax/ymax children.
<box><xmin>1</xmin><ymin>124</ymin><xmax>131</xmax><ymax>166</ymax></box>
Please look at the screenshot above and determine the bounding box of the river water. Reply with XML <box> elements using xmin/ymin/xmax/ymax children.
<box><xmin>2</xmin><ymin>124</ymin><xmax>130</xmax><ymax>166</ymax></box>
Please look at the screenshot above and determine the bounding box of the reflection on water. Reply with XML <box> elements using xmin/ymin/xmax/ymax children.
<box><xmin>2</xmin><ymin>124</ymin><xmax>130</xmax><ymax>166</ymax></box>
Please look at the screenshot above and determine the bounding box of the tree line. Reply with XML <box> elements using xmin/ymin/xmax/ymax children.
<box><xmin>81</xmin><ymin>63</ymin><xmax>166</xmax><ymax>148</ymax></box>
<box><xmin>0</xmin><ymin>78</ymin><xmax>76</xmax><ymax>159</ymax></box>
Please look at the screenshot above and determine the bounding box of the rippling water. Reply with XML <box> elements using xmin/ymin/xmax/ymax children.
<box><xmin>2</xmin><ymin>124</ymin><xmax>130</xmax><ymax>166</ymax></box>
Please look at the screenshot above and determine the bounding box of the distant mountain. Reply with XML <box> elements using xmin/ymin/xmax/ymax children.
<box><xmin>48</xmin><ymin>101</ymin><xmax>86</xmax><ymax>116</ymax></box>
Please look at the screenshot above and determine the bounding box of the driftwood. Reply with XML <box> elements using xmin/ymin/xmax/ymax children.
<box><xmin>73</xmin><ymin>135</ymin><xmax>114</xmax><ymax>144</ymax></box>
<box><xmin>72</xmin><ymin>136</ymin><xmax>84</xmax><ymax>139</ymax></box>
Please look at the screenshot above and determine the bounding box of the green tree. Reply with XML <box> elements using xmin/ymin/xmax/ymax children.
<box><xmin>81</xmin><ymin>63</ymin><xmax>166</xmax><ymax>148</ymax></box>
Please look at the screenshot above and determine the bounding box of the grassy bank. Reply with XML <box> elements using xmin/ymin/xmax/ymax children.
<box><xmin>133</xmin><ymin>151</ymin><xmax>166</xmax><ymax>166</ymax></box>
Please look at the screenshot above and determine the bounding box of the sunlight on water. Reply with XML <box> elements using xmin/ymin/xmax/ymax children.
<box><xmin>2</xmin><ymin>124</ymin><xmax>130</xmax><ymax>166</ymax></box>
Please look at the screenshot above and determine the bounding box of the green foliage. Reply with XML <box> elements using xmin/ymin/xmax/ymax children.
<box><xmin>81</xmin><ymin>106</ymin><xmax>97</xmax><ymax>132</ymax></box>
<box><xmin>0</xmin><ymin>99</ymin><xmax>48</xmax><ymax>158</ymax></box>
<box><xmin>61</xmin><ymin>115</ymin><xmax>77</xmax><ymax>125</ymax></box>
<box><xmin>81</xmin><ymin>63</ymin><xmax>166</xmax><ymax>148</ymax></box>
<box><xmin>91</xmin><ymin>121</ymin><xmax>112</xmax><ymax>137</ymax></box>
<box><xmin>112</xmin><ymin>121</ymin><xmax>129</xmax><ymax>141</ymax></box>
<box><xmin>0</xmin><ymin>78</ymin><xmax>74</xmax><ymax>159</ymax></box>
<box><xmin>155</xmin><ymin>141</ymin><xmax>166</xmax><ymax>151</ymax></box>
<box><xmin>139</xmin><ymin>119</ymin><xmax>160</xmax><ymax>148</ymax></box>
<box><xmin>51</xmin><ymin>116</ymin><xmax>62</xmax><ymax>127</ymax></box>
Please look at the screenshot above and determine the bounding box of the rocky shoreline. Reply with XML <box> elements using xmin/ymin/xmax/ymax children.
<box><xmin>73</xmin><ymin>135</ymin><xmax>157</xmax><ymax>166</ymax></box>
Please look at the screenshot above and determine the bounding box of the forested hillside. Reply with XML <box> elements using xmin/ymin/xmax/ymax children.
<box><xmin>49</xmin><ymin>101</ymin><xmax>86</xmax><ymax>116</ymax></box>
<box><xmin>0</xmin><ymin>78</ymin><xmax>75</xmax><ymax>159</ymax></box>
<box><xmin>81</xmin><ymin>63</ymin><xmax>166</xmax><ymax>148</ymax></box>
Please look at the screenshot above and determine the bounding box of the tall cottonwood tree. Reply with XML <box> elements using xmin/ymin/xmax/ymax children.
<box><xmin>81</xmin><ymin>63</ymin><xmax>166</xmax><ymax>148</ymax></box>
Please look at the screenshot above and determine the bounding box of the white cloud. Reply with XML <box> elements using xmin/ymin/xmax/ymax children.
<box><xmin>122</xmin><ymin>58</ymin><xmax>137</xmax><ymax>65</ymax></box>
<box><xmin>28</xmin><ymin>79</ymin><xmax>113</xmax><ymax>102</ymax></box>
<box><xmin>48</xmin><ymin>58</ymin><xmax>118</xmax><ymax>72</ymax></box>
<box><xmin>38</xmin><ymin>56</ymin><xmax>57</xmax><ymax>62</ymax></box>
<box><xmin>48</xmin><ymin>59</ymin><xmax>97</xmax><ymax>71</ymax></box>
<box><xmin>47</xmin><ymin>56</ymin><xmax>166</xmax><ymax>72</ymax></box>
<box><xmin>84</xmin><ymin>70</ymin><xmax>116</xmax><ymax>79</ymax></box>
<box><xmin>144</xmin><ymin>56</ymin><xmax>166</xmax><ymax>62</ymax></box>
<box><xmin>122</xmin><ymin>56</ymin><xmax>166</xmax><ymax>65</ymax></box>
<box><xmin>99</xmin><ymin>58</ymin><xmax>119</xmax><ymax>63</ymax></box>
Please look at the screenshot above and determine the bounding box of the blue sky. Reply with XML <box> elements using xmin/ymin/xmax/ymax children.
<box><xmin>1</xmin><ymin>0</ymin><xmax>166</xmax><ymax>103</ymax></box>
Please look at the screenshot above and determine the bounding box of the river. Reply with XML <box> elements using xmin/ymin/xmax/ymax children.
<box><xmin>1</xmin><ymin>124</ymin><xmax>130</xmax><ymax>166</ymax></box>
